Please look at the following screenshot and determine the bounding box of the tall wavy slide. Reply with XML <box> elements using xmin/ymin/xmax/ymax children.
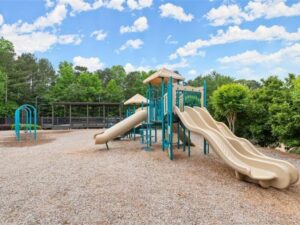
<box><xmin>175</xmin><ymin>106</ymin><xmax>298</xmax><ymax>189</ymax></box>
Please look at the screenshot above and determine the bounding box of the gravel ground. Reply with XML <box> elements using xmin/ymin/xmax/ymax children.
<box><xmin>0</xmin><ymin>129</ymin><xmax>300</xmax><ymax>225</ymax></box>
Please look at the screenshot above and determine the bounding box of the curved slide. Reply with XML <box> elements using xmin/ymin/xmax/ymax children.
<box><xmin>94</xmin><ymin>109</ymin><xmax>147</xmax><ymax>144</ymax></box>
<box><xmin>175</xmin><ymin>106</ymin><xmax>298</xmax><ymax>189</ymax></box>
<box><xmin>194</xmin><ymin>107</ymin><xmax>299</xmax><ymax>185</ymax></box>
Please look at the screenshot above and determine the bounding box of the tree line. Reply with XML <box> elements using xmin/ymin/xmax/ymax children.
<box><xmin>0</xmin><ymin>37</ymin><xmax>299</xmax><ymax>150</ymax></box>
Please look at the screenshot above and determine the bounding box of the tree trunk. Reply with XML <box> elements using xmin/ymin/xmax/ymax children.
<box><xmin>226</xmin><ymin>112</ymin><xmax>237</xmax><ymax>134</ymax></box>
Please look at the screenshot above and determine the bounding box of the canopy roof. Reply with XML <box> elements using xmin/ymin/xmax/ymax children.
<box><xmin>124</xmin><ymin>94</ymin><xmax>148</xmax><ymax>105</ymax></box>
<box><xmin>143</xmin><ymin>68</ymin><xmax>184</xmax><ymax>85</ymax></box>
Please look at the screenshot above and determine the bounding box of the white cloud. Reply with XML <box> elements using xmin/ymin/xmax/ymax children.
<box><xmin>203</xmin><ymin>68</ymin><xmax>214</xmax><ymax>75</ymax></box>
<box><xmin>44</xmin><ymin>0</ymin><xmax>55</xmax><ymax>8</ymax></box>
<box><xmin>0</xmin><ymin>30</ymin><xmax>82</xmax><ymax>55</ymax></box>
<box><xmin>206</xmin><ymin>0</ymin><xmax>300</xmax><ymax>26</ymax></box>
<box><xmin>0</xmin><ymin>4</ymin><xmax>81</xmax><ymax>55</ymax></box>
<box><xmin>58</xmin><ymin>34</ymin><xmax>82</xmax><ymax>45</ymax></box>
<box><xmin>59</xmin><ymin>0</ymin><xmax>103</xmax><ymax>14</ymax></box>
<box><xmin>165</xmin><ymin>35</ymin><xmax>178</xmax><ymax>45</ymax></box>
<box><xmin>159</xmin><ymin>3</ymin><xmax>194</xmax><ymax>22</ymax></box>
<box><xmin>105</xmin><ymin>0</ymin><xmax>126</xmax><ymax>11</ymax></box>
<box><xmin>156</xmin><ymin>58</ymin><xmax>189</xmax><ymax>70</ymax></box>
<box><xmin>0</xmin><ymin>14</ymin><xmax>3</xmax><ymax>26</ymax></box>
<box><xmin>73</xmin><ymin>56</ymin><xmax>104</xmax><ymax>72</ymax></box>
<box><xmin>124</xmin><ymin>63</ymin><xmax>151</xmax><ymax>73</ymax></box>
<box><xmin>236</xmin><ymin>67</ymin><xmax>261</xmax><ymax>80</ymax></box>
<box><xmin>218</xmin><ymin>43</ymin><xmax>300</xmax><ymax>66</ymax></box>
<box><xmin>90</xmin><ymin>30</ymin><xmax>107</xmax><ymax>41</ymax></box>
<box><xmin>127</xmin><ymin>0</ymin><xmax>152</xmax><ymax>10</ymax></box>
<box><xmin>119</xmin><ymin>39</ymin><xmax>144</xmax><ymax>51</ymax></box>
<box><xmin>170</xmin><ymin>25</ymin><xmax>300</xmax><ymax>59</ymax></box>
<box><xmin>120</xmin><ymin>16</ymin><xmax>148</xmax><ymax>34</ymax></box>
<box><xmin>188</xmin><ymin>69</ymin><xmax>197</xmax><ymax>76</ymax></box>
<box><xmin>18</xmin><ymin>4</ymin><xmax>67</xmax><ymax>33</ymax></box>
<box><xmin>270</xmin><ymin>67</ymin><xmax>287</xmax><ymax>76</ymax></box>
<box><xmin>59</xmin><ymin>0</ymin><xmax>126</xmax><ymax>14</ymax></box>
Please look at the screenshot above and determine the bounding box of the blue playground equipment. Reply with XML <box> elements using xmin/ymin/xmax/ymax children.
<box><xmin>140</xmin><ymin>69</ymin><xmax>207</xmax><ymax>159</ymax></box>
<box><xmin>124</xmin><ymin>94</ymin><xmax>148</xmax><ymax>141</ymax></box>
<box><xmin>14</xmin><ymin>104</ymin><xmax>37</xmax><ymax>142</ymax></box>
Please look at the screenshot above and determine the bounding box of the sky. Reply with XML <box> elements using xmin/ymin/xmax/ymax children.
<box><xmin>0</xmin><ymin>0</ymin><xmax>300</xmax><ymax>81</ymax></box>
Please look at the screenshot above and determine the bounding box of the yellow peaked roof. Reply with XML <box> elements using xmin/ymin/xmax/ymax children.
<box><xmin>143</xmin><ymin>68</ymin><xmax>185</xmax><ymax>85</ymax></box>
<box><xmin>124</xmin><ymin>94</ymin><xmax>148</xmax><ymax>105</ymax></box>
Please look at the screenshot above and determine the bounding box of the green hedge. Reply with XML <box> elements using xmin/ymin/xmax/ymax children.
<box><xmin>11</xmin><ymin>124</ymin><xmax>41</xmax><ymax>130</ymax></box>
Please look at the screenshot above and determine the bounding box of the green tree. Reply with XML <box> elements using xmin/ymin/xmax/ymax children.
<box><xmin>76</xmin><ymin>72</ymin><xmax>102</xmax><ymax>101</ymax></box>
<box><xmin>110</xmin><ymin>65</ymin><xmax>126</xmax><ymax>84</ymax></box>
<box><xmin>47</xmin><ymin>61</ymin><xmax>75</xmax><ymax>102</ymax></box>
<box><xmin>124</xmin><ymin>71</ymin><xmax>148</xmax><ymax>100</ymax></box>
<box><xmin>105</xmin><ymin>79</ymin><xmax>124</xmax><ymax>102</ymax></box>
<box><xmin>0</xmin><ymin>38</ymin><xmax>15</xmax><ymax>103</ymax></box>
<box><xmin>269</xmin><ymin>75</ymin><xmax>300</xmax><ymax>148</ymax></box>
<box><xmin>35</xmin><ymin>58</ymin><xmax>56</xmax><ymax>95</ymax></box>
<box><xmin>96</xmin><ymin>68</ymin><xmax>113</xmax><ymax>86</ymax></box>
<box><xmin>249</xmin><ymin>76</ymin><xmax>286</xmax><ymax>146</ymax></box>
<box><xmin>188</xmin><ymin>71</ymin><xmax>234</xmax><ymax>113</ymax></box>
<box><xmin>10</xmin><ymin>53</ymin><xmax>38</xmax><ymax>103</ymax></box>
<box><xmin>236</xmin><ymin>79</ymin><xmax>261</xmax><ymax>89</ymax></box>
<box><xmin>211</xmin><ymin>83</ymin><xmax>250</xmax><ymax>133</ymax></box>
<box><xmin>0</xmin><ymin>70</ymin><xmax>6</xmax><ymax>100</ymax></box>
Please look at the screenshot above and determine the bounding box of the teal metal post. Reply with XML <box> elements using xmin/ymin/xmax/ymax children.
<box><xmin>154</xmin><ymin>123</ymin><xmax>157</xmax><ymax>143</ymax></box>
<box><xmin>203</xmin><ymin>80</ymin><xmax>209</xmax><ymax>154</ymax></box>
<box><xmin>149</xmin><ymin>84</ymin><xmax>152</xmax><ymax>146</ymax></box>
<box><xmin>176</xmin><ymin>84</ymin><xmax>180</xmax><ymax>149</ymax></box>
<box><xmin>133</xmin><ymin>105</ymin><xmax>136</xmax><ymax>140</ymax></box>
<box><xmin>161</xmin><ymin>77</ymin><xmax>165</xmax><ymax>151</ymax></box>
<box><xmin>168</xmin><ymin>77</ymin><xmax>173</xmax><ymax>160</ymax></box>
<box><xmin>28</xmin><ymin>108</ymin><xmax>32</xmax><ymax>133</ymax></box>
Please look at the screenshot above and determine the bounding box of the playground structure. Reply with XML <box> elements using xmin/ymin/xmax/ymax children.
<box><xmin>124</xmin><ymin>94</ymin><xmax>148</xmax><ymax>140</ymax></box>
<box><xmin>94</xmin><ymin>68</ymin><xmax>299</xmax><ymax>189</ymax></box>
<box><xmin>14</xmin><ymin>104</ymin><xmax>37</xmax><ymax>142</ymax></box>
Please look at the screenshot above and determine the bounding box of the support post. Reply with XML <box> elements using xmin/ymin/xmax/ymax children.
<box><xmin>149</xmin><ymin>84</ymin><xmax>152</xmax><ymax>147</ymax></box>
<box><xmin>168</xmin><ymin>77</ymin><xmax>173</xmax><ymax>160</ymax></box>
<box><xmin>103</xmin><ymin>105</ymin><xmax>105</xmax><ymax>127</ymax></box>
<box><xmin>154</xmin><ymin>123</ymin><xmax>157</xmax><ymax>143</ymax></box>
<box><xmin>52</xmin><ymin>104</ymin><xmax>54</xmax><ymax>126</ymax></box>
<box><xmin>133</xmin><ymin>105</ymin><xmax>136</xmax><ymax>140</ymax></box>
<box><xmin>161</xmin><ymin>77</ymin><xmax>165</xmax><ymax>151</ymax></box>
<box><xmin>203</xmin><ymin>80</ymin><xmax>209</xmax><ymax>154</ymax></box>
<box><xmin>69</xmin><ymin>104</ymin><xmax>72</xmax><ymax>129</ymax></box>
<box><xmin>86</xmin><ymin>104</ymin><xmax>89</xmax><ymax>128</ymax></box>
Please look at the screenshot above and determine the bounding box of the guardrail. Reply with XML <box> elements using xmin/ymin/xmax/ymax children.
<box><xmin>0</xmin><ymin>116</ymin><xmax>123</xmax><ymax>130</ymax></box>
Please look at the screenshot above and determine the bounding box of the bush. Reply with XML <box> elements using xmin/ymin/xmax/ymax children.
<box><xmin>11</xmin><ymin>124</ymin><xmax>41</xmax><ymax>130</ymax></box>
<box><xmin>290</xmin><ymin>147</ymin><xmax>300</xmax><ymax>155</ymax></box>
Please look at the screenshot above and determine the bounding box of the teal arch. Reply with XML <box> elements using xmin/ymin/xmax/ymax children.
<box><xmin>14</xmin><ymin>104</ymin><xmax>37</xmax><ymax>142</ymax></box>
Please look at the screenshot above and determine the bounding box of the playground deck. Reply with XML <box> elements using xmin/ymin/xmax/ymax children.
<box><xmin>0</xmin><ymin>130</ymin><xmax>300</xmax><ymax>224</ymax></box>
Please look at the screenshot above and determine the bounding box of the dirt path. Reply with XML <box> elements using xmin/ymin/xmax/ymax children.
<box><xmin>0</xmin><ymin>130</ymin><xmax>299</xmax><ymax>224</ymax></box>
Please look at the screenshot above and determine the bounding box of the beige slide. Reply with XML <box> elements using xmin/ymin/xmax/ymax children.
<box><xmin>175</xmin><ymin>106</ymin><xmax>298</xmax><ymax>189</ymax></box>
<box><xmin>194</xmin><ymin>106</ymin><xmax>299</xmax><ymax>185</ymax></box>
<box><xmin>94</xmin><ymin>109</ymin><xmax>147</xmax><ymax>144</ymax></box>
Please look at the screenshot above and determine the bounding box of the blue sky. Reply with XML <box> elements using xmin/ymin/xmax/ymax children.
<box><xmin>0</xmin><ymin>0</ymin><xmax>300</xmax><ymax>80</ymax></box>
